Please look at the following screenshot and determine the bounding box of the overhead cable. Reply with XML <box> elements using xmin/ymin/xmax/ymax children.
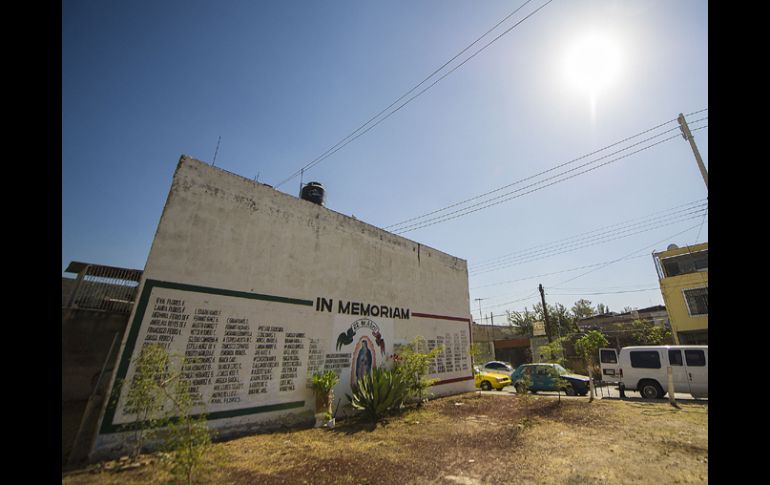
<box><xmin>274</xmin><ymin>0</ymin><xmax>553</xmax><ymax>188</ymax></box>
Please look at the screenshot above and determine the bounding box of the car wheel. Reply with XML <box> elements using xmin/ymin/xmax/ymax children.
<box><xmin>481</xmin><ymin>381</ymin><xmax>492</xmax><ymax>391</ymax></box>
<box><xmin>639</xmin><ymin>381</ymin><xmax>663</xmax><ymax>399</ymax></box>
<box><xmin>514</xmin><ymin>382</ymin><xmax>527</xmax><ymax>394</ymax></box>
<box><xmin>564</xmin><ymin>384</ymin><xmax>576</xmax><ymax>396</ymax></box>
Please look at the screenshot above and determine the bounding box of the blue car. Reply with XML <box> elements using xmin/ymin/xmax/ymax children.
<box><xmin>510</xmin><ymin>363</ymin><xmax>590</xmax><ymax>396</ymax></box>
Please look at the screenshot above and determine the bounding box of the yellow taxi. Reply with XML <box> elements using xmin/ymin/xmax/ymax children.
<box><xmin>474</xmin><ymin>366</ymin><xmax>512</xmax><ymax>391</ymax></box>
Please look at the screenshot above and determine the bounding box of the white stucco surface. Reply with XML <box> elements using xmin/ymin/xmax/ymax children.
<box><xmin>93</xmin><ymin>155</ymin><xmax>472</xmax><ymax>457</ymax></box>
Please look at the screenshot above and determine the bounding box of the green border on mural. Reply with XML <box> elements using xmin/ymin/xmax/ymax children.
<box><xmin>99</xmin><ymin>279</ymin><xmax>313</xmax><ymax>435</ymax></box>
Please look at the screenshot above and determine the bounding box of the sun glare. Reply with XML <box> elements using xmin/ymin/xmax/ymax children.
<box><xmin>563</xmin><ymin>32</ymin><xmax>623</xmax><ymax>97</ymax></box>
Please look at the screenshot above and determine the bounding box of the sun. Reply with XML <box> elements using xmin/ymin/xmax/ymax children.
<box><xmin>563</xmin><ymin>31</ymin><xmax>623</xmax><ymax>97</ymax></box>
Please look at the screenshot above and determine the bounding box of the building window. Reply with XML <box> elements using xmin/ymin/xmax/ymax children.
<box><xmin>661</xmin><ymin>250</ymin><xmax>708</xmax><ymax>277</ymax></box>
<box><xmin>683</xmin><ymin>287</ymin><xmax>708</xmax><ymax>316</ymax></box>
<box><xmin>678</xmin><ymin>330</ymin><xmax>708</xmax><ymax>345</ymax></box>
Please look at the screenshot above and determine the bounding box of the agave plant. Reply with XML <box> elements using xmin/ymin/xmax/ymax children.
<box><xmin>346</xmin><ymin>367</ymin><xmax>409</xmax><ymax>422</ymax></box>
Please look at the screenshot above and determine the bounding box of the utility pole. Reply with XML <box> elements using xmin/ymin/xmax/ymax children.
<box><xmin>538</xmin><ymin>284</ymin><xmax>552</xmax><ymax>343</ymax></box>
<box><xmin>474</xmin><ymin>298</ymin><xmax>485</xmax><ymax>324</ymax></box>
<box><xmin>474</xmin><ymin>298</ymin><xmax>489</xmax><ymax>358</ymax></box>
<box><xmin>677</xmin><ymin>113</ymin><xmax>708</xmax><ymax>190</ymax></box>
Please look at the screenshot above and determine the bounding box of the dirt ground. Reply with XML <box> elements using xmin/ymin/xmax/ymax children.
<box><xmin>62</xmin><ymin>393</ymin><xmax>708</xmax><ymax>484</ymax></box>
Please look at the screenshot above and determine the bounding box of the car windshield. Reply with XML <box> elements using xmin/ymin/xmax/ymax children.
<box><xmin>554</xmin><ymin>364</ymin><xmax>568</xmax><ymax>375</ymax></box>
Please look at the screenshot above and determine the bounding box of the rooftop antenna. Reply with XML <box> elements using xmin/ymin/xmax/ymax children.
<box><xmin>212</xmin><ymin>136</ymin><xmax>221</xmax><ymax>166</ymax></box>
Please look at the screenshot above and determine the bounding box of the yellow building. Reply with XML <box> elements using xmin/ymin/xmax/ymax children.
<box><xmin>652</xmin><ymin>242</ymin><xmax>708</xmax><ymax>344</ymax></box>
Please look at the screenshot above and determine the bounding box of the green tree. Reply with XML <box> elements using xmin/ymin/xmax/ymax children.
<box><xmin>541</xmin><ymin>366</ymin><xmax>570</xmax><ymax>403</ymax></box>
<box><xmin>507</xmin><ymin>307</ymin><xmax>536</xmax><ymax>336</ymax></box>
<box><xmin>574</xmin><ymin>330</ymin><xmax>609</xmax><ymax>402</ymax></box>
<box><xmin>631</xmin><ymin>319</ymin><xmax>672</xmax><ymax>345</ymax></box>
<box><xmin>121</xmin><ymin>343</ymin><xmax>173</xmax><ymax>458</ymax></box>
<box><xmin>596</xmin><ymin>303</ymin><xmax>610</xmax><ymax>315</ymax></box>
<box><xmin>468</xmin><ymin>343</ymin><xmax>484</xmax><ymax>397</ymax></box>
<box><xmin>550</xmin><ymin>303</ymin><xmax>578</xmax><ymax>335</ymax></box>
<box><xmin>114</xmin><ymin>344</ymin><xmax>214</xmax><ymax>482</ymax></box>
<box><xmin>468</xmin><ymin>342</ymin><xmax>483</xmax><ymax>372</ymax></box>
<box><xmin>162</xmin><ymin>376</ymin><xmax>213</xmax><ymax>485</ymax></box>
<box><xmin>571</xmin><ymin>299</ymin><xmax>596</xmax><ymax>320</ymax></box>
<box><xmin>393</xmin><ymin>336</ymin><xmax>443</xmax><ymax>405</ymax></box>
<box><xmin>536</xmin><ymin>336</ymin><xmax>569</xmax><ymax>367</ymax></box>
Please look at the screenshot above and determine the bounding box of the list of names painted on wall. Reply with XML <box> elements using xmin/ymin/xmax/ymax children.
<box><xmin>109</xmin><ymin>282</ymin><xmax>472</xmax><ymax>429</ymax></box>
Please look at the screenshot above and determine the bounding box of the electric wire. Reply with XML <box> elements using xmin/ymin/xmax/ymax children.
<box><xmin>479</xmin><ymin>221</ymin><xmax>705</xmax><ymax>312</ymax></box>
<box><xmin>469</xmin><ymin>253</ymin><xmax>651</xmax><ymax>291</ymax></box>
<box><xmin>386</xmin><ymin>115</ymin><xmax>707</xmax><ymax>232</ymax></box>
<box><xmin>469</xmin><ymin>201</ymin><xmax>707</xmax><ymax>273</ymax></box>
<box><xmin>390</xmin><ymin>119</ymin><xmax>708</xmax><ymax>234</ymax></box>
<box><xmin>274</xmin><ymin>0</ymin><xmax>552</xmax><ymax>189</ymax></box>
<box><xmin>469</xmin><ymin>207</ymin><xmax>707</xmax><ymax>276</ymax></box>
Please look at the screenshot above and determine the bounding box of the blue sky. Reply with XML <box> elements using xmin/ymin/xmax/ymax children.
<box><xmin>62</xmin><ymin>0</ymin><xmax>708</xmax><ymax>321</ymax></box>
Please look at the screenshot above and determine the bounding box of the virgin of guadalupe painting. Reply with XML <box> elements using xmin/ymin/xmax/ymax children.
<box><xmin>351</xmin><ymin>337</ymin><xmax>376</xmax><ymax>384</ymax></box>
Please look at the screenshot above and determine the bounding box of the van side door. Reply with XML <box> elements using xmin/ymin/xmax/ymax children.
<box><xmin>667</xmin><ymin>349</ymin><xmax>691</xmax><ymax>394</ymax></box>
<box><xmin>598</xmin><ymin>348</ymin><xmax>620</xmax><ymax>383</ymax></box>
<box><xmin>683</xmin><ymin>348</ymin><xmax>708</xmax><ymax>396</ymax></box>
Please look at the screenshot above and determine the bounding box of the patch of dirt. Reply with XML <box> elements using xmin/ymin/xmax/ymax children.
<box><xmin>62</xmin><ymin>393</ymin><xmax>708</xmax><ymax>485</ymax></box>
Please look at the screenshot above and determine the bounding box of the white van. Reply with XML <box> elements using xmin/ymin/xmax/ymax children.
<box><xmin>598</xmin><ymin>345</ymin><xmax>707</xmax><ymax>399</ymax></box>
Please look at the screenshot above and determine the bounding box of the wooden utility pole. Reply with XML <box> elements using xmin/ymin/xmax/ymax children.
<box><xmin>677</xmin><ymin>113</ymin><xmax>708</xmax><ymax>190</ymax></box>
<box><xmin>538</xmin><ymin>284</ymin><xmax>552</xmax><ymax>343</ymax></box>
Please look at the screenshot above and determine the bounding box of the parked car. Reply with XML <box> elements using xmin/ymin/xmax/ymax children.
<box><xmin>482</xmin><ymin>361</ymin><xmax>514</xmax><ymax>375</ymax></box>
<box><xmin>598</xmin><ymin>345</ymin><xmax>708</xmax><ymax>399</ymax></box>
<box><xmin>510</xmin><ymin>363</ymin><xmax>590</xmax><ymax>396</ymax></box>
<box><xmin>474</xmin><ymin>366</ymin><xmax>512</xmax><ymax>391</ymax></box>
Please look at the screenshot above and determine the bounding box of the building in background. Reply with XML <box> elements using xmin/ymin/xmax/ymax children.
<box><xmin>653</xmin><ymin>242</ymin><xmax>708</xmax><ymax>344</ymax></box>
<box><xmin>471</xmin><ymin>322</ymin><xmax>531</xmax><ymax>367</ymax></box>
<box><xmin>576</xmin><ymin>305</ymin><xmax>672</xmax><ymax>348</ymax></box>
<box><xmin>62</xmin><ymin>261</ymin><xmax>143</xmax><ymax>466</ymax></box>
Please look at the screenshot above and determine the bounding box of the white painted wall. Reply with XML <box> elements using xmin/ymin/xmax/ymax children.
<box><xmin>93</xmin><ymin>155</ymin><xmax>472</xmax><ymax>457</ymax></box>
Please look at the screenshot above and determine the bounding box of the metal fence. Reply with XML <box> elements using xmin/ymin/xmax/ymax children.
<box><xmin>64</xmin><ymin>263</ymin><xmax>142</xmax><ymax>314</ymax></box>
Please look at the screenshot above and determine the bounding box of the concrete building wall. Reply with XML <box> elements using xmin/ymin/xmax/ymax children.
<box><xmin>93</xmin><ymin>156</ymin><xmax>472</xmax><ymax>458</ymax></box>
<box><xmin>62</xmin><ymin>308</ymin><xmax>129</xmax><ymax>402</ymax></box>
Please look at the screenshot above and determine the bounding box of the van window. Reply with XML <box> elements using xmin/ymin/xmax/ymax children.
<box><xmin>630</xmin><ymin>351</ymin><xmax>661</xmax><ymax>369</ymax></box>
<box><xmin>668</xmin><ymin>350</ymin><xmax>683</xmax><ymax>366</ymax></box>
<box><xmin>684</xmin><ymin>350</ymin><xmax>706</xmax><ymax>367</ymax></box>
<box><xmin>600</xmin><ymin>349</ymin><xmax>617</xmax><ymax>364</ymax></box>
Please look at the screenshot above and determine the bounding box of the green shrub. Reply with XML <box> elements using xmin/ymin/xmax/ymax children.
<box><xmin>346</xmin><ymin>367</ymin><xmax>409</xmax><ymax>422</ymax></box>
<box><xmin>392</xmin><ymin>336</ymin><xmax>442</xmax><ymax>405</ymax></box>
<box><xmin>311</xmin><ymin>370</ymin><xmax>340</xmax><ymax>419</ymax></box>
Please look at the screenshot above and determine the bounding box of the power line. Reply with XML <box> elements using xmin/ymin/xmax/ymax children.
<box><xmin>469</xmin><ymin>207</ymin><xmax>707</xmax><ymax>276</ymax></box>
<box><xmin>274</xmin><ymin>0</ymin><xmax>553</xmax><ymax>189</ymax></box>
<box><xmin>548</xmin><ymin>288</ymin><xmax>660</xmax><ymax>296</ymax></box>
<box><xmin>469</xmin><ymin>253</ymin><xmax>651</xmax><ymax>291</ymax></box>
<box><xmin>390</xmin><ymin>119</ymin><xmax>708</xmax><ymax>234</ymax></box>
<box><xmin>469</xmin><ymin>200</ymin><xmax>707</xmax><ymax>273</ymax></box>
<box><xmin>480</xmin><ymin>221</ymin><xmax>705</xmax><ymax>311</ymax></box>
<box><xmin>385</xmin><ymin>115</ymin><xmax>707</xmax><ymax>233</ymax></box>
<box><xmin>478</xmin><ymin>276</ymin><xmax>704</xmax><ymax>306</ymax></box>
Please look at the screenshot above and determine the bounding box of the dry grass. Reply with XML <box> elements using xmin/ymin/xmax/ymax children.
<box><xmin>62</xmin><ymin>393</ymin><xmax>707</xmax><ymax>484</ymax></box>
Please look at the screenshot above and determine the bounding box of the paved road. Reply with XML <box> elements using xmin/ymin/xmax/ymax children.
<box><xmin>481</xmin><ymin>384</ymin><xmax>707</xmax><ymax>403</ymax></box>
